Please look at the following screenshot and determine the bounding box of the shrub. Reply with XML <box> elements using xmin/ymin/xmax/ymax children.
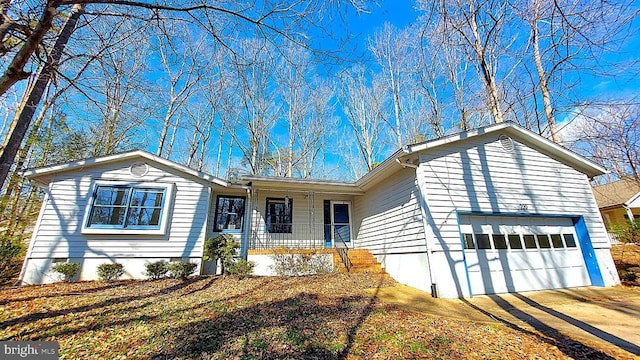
<box><xmin>612</xmin><ymin>218</ymin><xmax>640</xmax><ymax>246</ymax></box>
<box><xmin>145</xmin><ymin>260</ymin><xmax>168</xmax><ymax>280</ymax></box>
<box><xmin>97</xmin><ymin>263</ymin><xmax>125</xmax><ymax>281</ymax></box>
<box><xmin>51</xmin><ymin>262</ymin><xmax>80</xmax><ymax>282</ymax></box>
<box><xmin>226</xmin><ymin>259</ymin><xmax>255</xmax><ymax>279</ymax></box>
<box><xmin>0</xmin><ymin>240</ymin><xmax>25</xmax><ymax>281</ymax></box>
<box><xmin>203</xmin><ymin>234</ymin><xmax>239</xmax><ymax>274</ymax></box>
<box><xmin>270</xmin><ymin>247</ymin><xmax>333</xmax><ymax>276</ymax></box>
<box><xmin>168</xmin><ymin>261</ymin><xmax>197</xmax><ymax>280</ymax></box>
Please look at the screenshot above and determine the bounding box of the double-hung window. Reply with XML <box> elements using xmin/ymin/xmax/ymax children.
<box><xmin>266</xmin><ymin>197</ymin><xmax>292</xmax><ymax>233</ymax></box>
<box><xmin>213</xmin><ymin>196</ymin><xmax>246</xmax><ymax>232</ymax></box>
<box><xmin>84</xmin><ymin>184</ymin><xmax>170</xmax><ymax>233</ymax></box>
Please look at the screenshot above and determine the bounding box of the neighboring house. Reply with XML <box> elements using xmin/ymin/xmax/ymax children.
<box><xmin>19</xmin><ymin>122</ymin><xmax>620</xmax><ymax>298</ymax></box>
<box><xmin>592</xmin><ymin>179</ymin><xmax>640</xmax><ymax>231</ymax></box>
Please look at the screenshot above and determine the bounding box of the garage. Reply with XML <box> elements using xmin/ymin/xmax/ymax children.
<box><xmin>458</xmin><ymin>214</ymin><xmax>603</xmax><ymax>295</ymax></box>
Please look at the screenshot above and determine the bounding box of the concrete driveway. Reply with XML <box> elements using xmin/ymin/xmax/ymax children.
<box><xmin>373</xmin><ymin>285</ymin><xmax>640</xmax><ymax>358</ymax></box>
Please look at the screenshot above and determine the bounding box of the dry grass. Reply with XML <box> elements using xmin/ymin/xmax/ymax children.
<box><xmin>0</xmin><ymin>273</ymin><xmax>630</xmax><ymax>359</ymax></box>
<box><xmin>610</xmin><ymin>244</ymin><xmax>640</xmax><ymax>286</ymax></box>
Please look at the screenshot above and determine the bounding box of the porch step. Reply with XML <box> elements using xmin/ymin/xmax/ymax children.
<box><xmin>333</xmin><ymin>249</ymin><xmax>386</xmax><ymax>274</ymax></box>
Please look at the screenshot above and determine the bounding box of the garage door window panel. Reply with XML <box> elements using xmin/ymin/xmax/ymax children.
<box><xmin>508</xmin><ymin>234</ymin><xmax>523</xmax><ymax>249</ymax></box>
<box><xmin>564</xmin><ymin>234</ymin><xmax>577</xmax><ymax>247</ymax></box>
<box><xmin>551</xmin><ymin>234</ymin><xmax>564</xmax><ymax>248</ymax></box>
<box><xmin>492</xmin><ymin>234</ymin><xmax>508</xmax><ymax>249</ymax></box>
<box><xmin>537</xmin><ymin>234</ymin><xmax>552</xmax><ymax>248</ymax></box>
<box><xmin>463</xmin><ymin>233</ymin><xmax>475</xmax><ymax>249</ymax></box>
<box><xmin>523</xmin><ymin>235</ymin><xmax>537</xmax><ymax>249</ymax></box>
<box><xmin>476</xmin><ymin>234</ymin><xmax>492</xmax><ymax>249</ymax></box>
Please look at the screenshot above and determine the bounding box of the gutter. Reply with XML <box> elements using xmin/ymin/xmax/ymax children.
<box><xmin>395</xmin><ymin>158</ymin><xmax>418</xmax><ymax>169</ymax></box>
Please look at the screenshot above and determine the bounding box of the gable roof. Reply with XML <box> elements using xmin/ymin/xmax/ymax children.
<box><xmin>23</xmin><ymin>122</ymin><xmax>606</xmax><ymax>192</ymax></box>
<box><xmin>592</xmin><ymin>178</ymin><xmax>640</xmax><ymax>209</ymax></box>
<box><xmin>23</xmin><ymin>150</ymin><xmax>230</xmax><ymax>187</ymax></box>
<box><xmin>356</xmin><ymin>121</ymin><xmax>607</xmax><ymax>190</ymax></box>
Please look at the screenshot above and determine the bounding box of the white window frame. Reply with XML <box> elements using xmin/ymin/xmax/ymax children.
<box><xmin>82</xmin><ymin>181</ymin><xmax>174</xmax><ymax>235</ymax></box>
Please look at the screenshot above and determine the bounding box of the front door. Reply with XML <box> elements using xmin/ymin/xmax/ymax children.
<box><xmin>331</xmin><ymin>202</ymin><xmax>352</xmax><ymax>247</ymax></box>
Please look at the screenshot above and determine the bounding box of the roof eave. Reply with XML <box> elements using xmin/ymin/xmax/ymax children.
<box><xmin>22</xmin><ymin>150</ymin><xmax>230</xmax><ymax>187</ymax></box>
<box><xmin>401</xmin><ymin>122</ymin><xmax>606</xmax><ymax>178</ymax></box>
<box><xmin>244</xmin><ymin>176</ymin><xmax>364</xmax><ymax>195</ymax></box>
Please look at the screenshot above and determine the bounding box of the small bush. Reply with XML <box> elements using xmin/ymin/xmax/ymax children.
<box><xmin>145</xmin><ymin>260</ymin><xmax>168</xmax><ymax>280</ymax></box>
<box><xmin>226</xmin><ymin>259</ymin><xmax>255</xmax><ymax>279</ymax></box>
<box><xmin>203</xmin><ymin>234</ymin><xmax>239</xmax><ymax>274</ymax></box>
<box><xmin>168</xmin><ymin>261</ymin><xmax>197</xmax><ymax>280</ymax></box>
<box><xmin>270</xmin><ymin>247</ymin><xmax>333</xmax><ymax>276</ymax></box>
<box><xmin>97</xmin><ymin>263</ymin><xmax>125</xmax><ymax>281</ymax></box>
<box><xmin>51</xmin><ymin>262</ymin><xmax>80</xmax><ymax>282</ymax></box>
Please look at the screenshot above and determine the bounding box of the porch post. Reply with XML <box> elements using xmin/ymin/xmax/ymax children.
<box><xmin>624</xmin><ymin>205</ymin><xmax>635</xmax><ymax>222</ymax></box>
<box><xmin>241</xmin><ymin>187</ymin><xmax>252</xmax><ymax>259</ymax></box>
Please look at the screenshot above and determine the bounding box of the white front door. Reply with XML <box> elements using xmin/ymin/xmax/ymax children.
<box><xmin>331</xmin><ymin>201</ymin><xmax>352</xmax><ymax>247</ymax></box>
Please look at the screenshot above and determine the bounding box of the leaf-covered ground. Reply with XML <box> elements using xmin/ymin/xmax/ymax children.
<box><xmin>0</xmin><ymin>274</ymin><xmax>629</xmax><ymax>359</ymax></box>
<box><xmin>611</xmin><ymin>244</ymin><xmax>640</xmax><ymax>286</ymax></box>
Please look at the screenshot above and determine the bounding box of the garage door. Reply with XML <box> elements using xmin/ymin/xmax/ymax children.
<box><xmin>459</xmin><ymin>214</ymin><xmax>593</xmax><ymax>295</ymax></box>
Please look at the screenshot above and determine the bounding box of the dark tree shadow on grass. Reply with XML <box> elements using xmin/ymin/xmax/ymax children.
<box><xmin>153</xmin><ymin>292</ymin><xmax>371</xmax><ymax>359</ymax></box>
<box><xmin>0</xmin><ymin>281</ymin><xmax>131</xmax><ymax>305</ymax></box>
<box><xmin>0</xmin><ymin>277</ymin><xmax>206</xmax><ymax>338</ymax></box>
<box><xmin>154</xmin><ymin>275</ymin><xmax>387</xmax><ymax>360</ymax></box>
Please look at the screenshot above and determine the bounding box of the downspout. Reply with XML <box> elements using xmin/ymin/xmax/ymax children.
<box><xmin>396</xmin><ymin>155</ymin><xmax>438</xmax><ymax>297</ymax></box>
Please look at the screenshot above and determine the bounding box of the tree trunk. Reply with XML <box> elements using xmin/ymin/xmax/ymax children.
<box><xmin>531</xmin><ymin>2</ymin><xmax>560</xmax><ymax>143</ymax></box>
<box><xmin>0</xmin><ymin>1</ymin><xmax>63</xmax><ymax>96</ymax></box>
<box><xmin>0</xmin><ymin>3</ymin><xmax>84</xmax><ymax>191</ymax></box>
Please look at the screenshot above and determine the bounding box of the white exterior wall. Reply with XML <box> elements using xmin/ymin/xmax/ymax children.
<box><xmin>417</xmin><ymin>131</ymin><xmax>619</xmax><ymax>298</ymax></box>
<box><xmin>21</xmin><ymin>160</ymin><xmax>212</xmax><ymax>284</ymax></box>
<box><xmin>248</xmin><ymin>190</ymin><xmax>353</xmax><ymax>249</ymax></box>
<box><xmin>352</xmin><ymin>167</ymin><xmax>431</xmax><ymax>292</ymax></box>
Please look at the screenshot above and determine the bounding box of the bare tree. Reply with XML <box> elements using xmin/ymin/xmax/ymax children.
<box><xmin>154</xmin><ymin>22</ymin><xmax>206</xmax><ymax>158</ymax></box>
<box><xmin>564</xmin><ymin>102</ymin><xmax>640</xmax><ymax>183</ymax></box>
<box><xmin>513</xmin><ymin>0</ymin><xmax>635</xmax><ymax>142</ymax></box>
<box><xmin>419</xmin><ymin>0</ymin><xmax>513</xmax><ymax>124</ymax></box>
<box><xmin>227</xmin><ymin>39</ymin><xmax>279</xmax><ymax>175</ymax></box>
<box><xmin>0</xmin><ymin>3</ymin><xmax>84</xmax><ymax>196</ymax></box>
<box><xmin>0</xmin><ymin>0</ymin><xmax>369</xmax><ymax>191</ymax></box>
<box><xmin>66</xmin><ymin>18</ymin><xmax>153</xmax><ymax>156</ymax></box>
<box><xmin>338</xmin><ymin>66</ymin><xmax>388</xmax><ymax>173</ymax></box>
<box><xmin>370</xmin><ymin>23</ymin><xmax>414</xmax><ymax>148</ymax></box>
<box><xmin>296</xmin><ymin>79</ymin><xmax>336</xmax><ymax>178</ymax></box>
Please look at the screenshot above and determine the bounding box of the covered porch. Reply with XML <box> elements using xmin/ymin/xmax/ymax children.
<box><xmin>244</xmin><ymin>177</ymin><xmax>363</xmax><ymax>251</ymax></box>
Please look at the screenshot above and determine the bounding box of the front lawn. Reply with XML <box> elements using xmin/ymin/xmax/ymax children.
<box><xmin>0</xmin><ymin>274</ymin><xmax>628</xmax><ymax>359</ymax></box>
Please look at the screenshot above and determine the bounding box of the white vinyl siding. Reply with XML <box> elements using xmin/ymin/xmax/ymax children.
<box><xmin>416</xmin><ymin>131</ymin><xmax>617</xmax><ymax>297</ymax></box>
<box><xmin>353</xmin><ymin>167</ymin><xmax>426</xmax><ymax>254</ymax></box>
<box><xmin>248</xmin><ymin>190</ymin><xmax>353</xmax><ymax>249</ymax></box>
<box><xmin>22</xmin><ymin>160</ymin><xmax>212</xmax><ymax>284</ymax></box>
